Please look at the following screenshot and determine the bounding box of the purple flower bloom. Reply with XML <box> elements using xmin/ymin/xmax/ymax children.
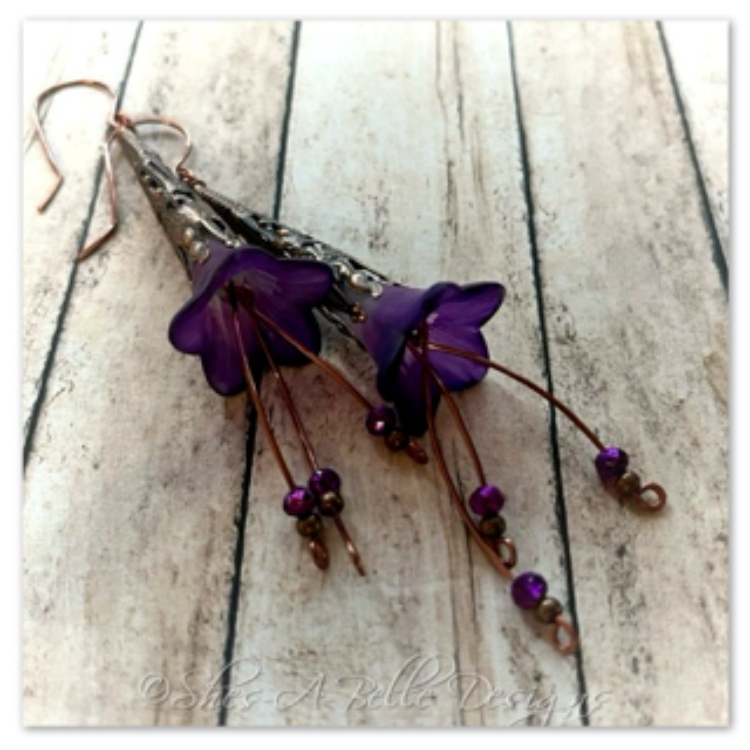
<box><xmin>354</xmin><ymin>281</ymin><xmax>504</xmax><ymax>435</ymax></box>
<box><xmin>169</xmin><ymin>241</ymin><xmax>333</xmax><ymax>395</ymax></box>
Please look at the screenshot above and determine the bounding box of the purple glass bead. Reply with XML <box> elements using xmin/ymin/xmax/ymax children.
<box><xmin>511</xmin><ymin>572</ymin><xmax>548</xmax><ymax>610</ymax></box>
<box><xmin>595</xmin><ymin>446</ymin><xmax>629</xmax><ymax>483</ymax></box>
<box><xmin>283</xmin><ymin>486</ymin><xmax>316</xmax><ymax>517</ymax></box>
<box><xmin>468</xmin><ymin>484</ymin><xmax>506</xmax><ymax>516</ymax></box>
<box><xmin>308</xmin><ymin>468</ymin><xmax>341</xmax><ymax>498</ymax></box>
<box><xmin>366</xmin><ymin>405</ymin><xmax>397</xmax><ymax>436</ymax></box>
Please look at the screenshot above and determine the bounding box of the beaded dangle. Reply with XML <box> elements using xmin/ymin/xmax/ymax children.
<box><xmin>31</xmin><ymin>80</ymin><xmax>667</xmax><ymax>656</ymax></box>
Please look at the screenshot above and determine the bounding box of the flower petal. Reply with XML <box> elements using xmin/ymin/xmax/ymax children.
<box><xmin>427</xmin><ymin>326</ymin><xmax>490</xmax><ymax>390</ymax></box>
<box><xmin>169</xmin><ymin>243</ymin><xmax>333</xmax><ymax>356</ymax></box>
<box><xmin>197</xmin><ymin>297</ymin><xmax>261</xmax><ymax>396</ymax></box>
<box><xmin>430</xmin><ymin>282</ymin><xmax>505</xmax><ymax>329</ymax></box>
<box><xmin>256</xmin><ymin>304</ymin><xmax>322</xmax><ymax>367</ymax></box>
<box><xmin>358</xmin><ymin>282</ymin><xmax>456</xmax><ymax>392</ymax></box>
<box><xmin>168</xmin><ymin>242</ymin><xmax>334</xmax><ymax>394</ymax></box>
<box><xmin>352</xmin><ymin>279</ymin><xmax>504</xmax><ymax>434</ymax></box>
<box><xmin>386</xmin><ymin>345</ymin><xmax>441</xmax><ymax>436</ymax></box>
<box><xmin>426</xmin><ymin>282</ymin><xmax>504</xmax><ymax>390</ymax></box>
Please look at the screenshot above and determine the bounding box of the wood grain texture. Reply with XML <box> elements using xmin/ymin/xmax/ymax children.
<box><xmin>22</xmin><ymin>20</ymin><xmax>728</xmax><ymax>727</ymax></box>
<box><xmin>23</xmin><ymin>22</ymin><xmax>140</xmax><ymax>432</ymax></box>
<box><xmin>662</xmin><ymin>21</ymin><xmax>729</xmax><ymax>264</ymax></box>
<box><xmin>511</xmin><ymin>20</ymin><xmax>728</xmax><ymax>726</ymax></box>
<box><xmin>227</xmin><ymin>21</ymin><xmax>578</xmax><ymax>727</ymax></box>
<box><xmin>23</xmin><ymin>21</ymin><xmax>295</xmax><ymax>725</ymax></box>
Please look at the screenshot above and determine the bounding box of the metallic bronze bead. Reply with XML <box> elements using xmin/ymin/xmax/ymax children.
<box><xmin>533</xmin><ymin>597</ymin><xmax>563</xmax><ymax>625</ymax></box>
<box><xmin>296</xmin><ymin>514</ymin><xmax>322</xmax><ymax>538</ymax></box>
<box><xmin>318</xmin><ymin>491</ymin><xmax>345</xmax><ymax>516</ymax></box>
<box><xmin>349</xmin><ymin>305</ymin><xmax>366</xmax><ymax>324</ymax></box>
<box><xmin>385</xmin><ymin>429</ymin><xmax>408</xmax><ymax>452</ymax></box>
<box><xmin>615</xmin><ymin>470</ymin><xmax>642</xmax><ymax>498</ymax></box>
<box><xmin>478</xmin><ymin>513</ymin><xmax>507</xmax><ymax>539</ymax></box>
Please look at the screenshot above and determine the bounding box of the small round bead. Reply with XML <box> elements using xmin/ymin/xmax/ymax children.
<box><xmin>468</xmin><ymin>484</ymin><xmax>506</xmax><ymax>516</ymax></box>
<box><xmin>615</xmin><ymin>471</ymin><xmax>642</xmax><ymax>498</ymax></box>
<box><xmin>511</xmin><ymin>572</ymin><xmax>548</xmax><ymax>610</ymax></box>
<box><xmin>595</xmin><ymin>446</ymin><xmax>629</xmax><ymax>483</ymax></box>
<box><xmin>308</xmin><ymin>468</ymin><xmax>341</xmax><ymax>498</ymax></box>
<box><xmin>366</xmin><ymin>406</ymin><xmax>397</xmax><ymax>436</ymax></box>
<box><xmin>478</xmin><ymin>513</ymin><xmax>507</xmax><ymax>539</ymax></box>
<box><xmin>318</xmin><ymin>490</ymin><xmax>345</xmax><ymax>516</ymax></box>
<box><xmin>296</xmin><ymin>514</ymin><xmax>322</xmax><ymax>538</ymax></box>
<box><xmin>533</xmin><ymin>597</ymin><xmax>563</xmax><ymax>625</ymax></box>
<box><xmin>283</xmin><ymin>486</ymin><xmax>316</xmax><ymax>517</ymax></box>
<box><xmin>385</xmin><ymin>429</ymin><xmax>408</xmax><ymax>452</ymax></box>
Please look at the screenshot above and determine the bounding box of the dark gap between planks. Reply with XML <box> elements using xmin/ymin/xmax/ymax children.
<box><xmin>506</xmin><ymin>22</ymin><xmax>590</xmax><ymax>726</ymax></box>
<box><xmin>218</xmin><ymin>20</ymin><xmax>303</xmax><ymax>727</ymax></box>
<box><xmin>23</xmin><ymin>23</ymin><xmax>144</xmax><ymax>467</ymax></box>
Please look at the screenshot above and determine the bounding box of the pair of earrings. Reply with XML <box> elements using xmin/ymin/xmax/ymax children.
<box><xmin>31</xmin><ymin>79</ymin><xmax>667</xmax><ymax>656</ymax></box>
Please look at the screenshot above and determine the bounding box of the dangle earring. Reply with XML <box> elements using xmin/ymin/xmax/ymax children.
<box><xmin>33</xmin><ymin>80</ymin><xmax>382</xmax><ymax>577</ymax></box>
<box><xmin>180</xmin><ymin>173</ymin><xmax>668</xmax><ymax>655</ymax></box>
<box><xmin>32</xmin><ymin>80</ymin><xmax>667</xmax><ymax>656</ymax></box>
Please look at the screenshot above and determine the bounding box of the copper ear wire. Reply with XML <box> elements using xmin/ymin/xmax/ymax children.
<box><xmin>32</xmin><ymin>79</ymin><xmax>194</xmax><ymax>262</ymax></box>
<box><xmin>32</xmin><ymin>79</ymin><xmax>119</xmax><ymax>212</ymax></box>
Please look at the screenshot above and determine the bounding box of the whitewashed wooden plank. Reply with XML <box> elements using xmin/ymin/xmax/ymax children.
<box><xmin>512</xmin><ymin>21</ymin><xmax>728</xmax><ymax>726</ymax></box>
<box><xmin>23</xmin><ymin>21</ymin><xmax>140</xmax><ymax>432</ymax></box>
<box><xmin>662</xmin><ymin>21</ymin><xmax>729</xmax><ymax>264</ymax></box>
<box><xmin>227</xmin><ymin>20</ymin><xmax>579</xmax><ymax>727</ymax></box>
<box><xmin>23</xmin><ymin>21</ymin><xmax>295</xmax><ymax>725</ymax></box>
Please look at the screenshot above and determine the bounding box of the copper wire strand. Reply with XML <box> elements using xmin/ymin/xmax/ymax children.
<box><xmin>330</xmin><ymin>511</ymin><xmax>366</xmax><ymax>577</ymax></box>
<box><xmin>32</xmin><ymin>79</ymin><xmax>118</xmax><ymax>212</ymax></box>
<box><xmin>132</xmin><ymin>116</ymin><xmax>194</xmax><ymax>171</ymax></box>
<box><xmin>417</xmin><ymin>330</ymin><xmax>514</xmax><ymax>583</ymax></box>
<box><xmin>228</xmin><ymin>290</ymin><xmax>295</xmax><ymax>490</ymax></box>
<box><xmin>411</xmin><ymin>336</ymin><xmax>507</xmax><ymax>558</ymax></box>
<box><xmin>497</xmin><ymin>538</ymin><xmax>518</xmax><ymax>568</ymax></box>
<box><xmin>406</xmin><ymin>341</ymin><xmax>486</xmax><ymax>486</ymax></box>
<box><xmin>32</xmin><ymin>77</ymin><xmax>195</xmax><ymax>261</ymax></box>
<box><xmin>634</xmin><ymin>484</ymin><xmax>667</xmax><ymax>511</ymax></box>
<box><xmin>427</xmin><ymin>342</ymin><xmax>604</xmax><ymax>451</ymax></box>
<box><xmin>417</xmin><ymin>330</ymin><xmax>578</xmax><ymax>655</ymax></box>
<box><xmin>309</xmin><ymin>539</ymin><xmax>330</xmax><ymax>570</ymax></box>
<box><xmin>237</xmin><ymin>288</ymin><xmax>319</xmax><ymax>473</ymax></box>
<box><xmin>239</xmin><ymin>289</ymin><xmax>365</xmax><ymax>576</ymax></box>
<box><xmin>76</xmin><ymin>131</ymin><xmax>119</xmax><ymax>262</ymax></box>
<box><xmin>552</xmin><ymin>615</ymin><xmax>578</xmax><ymax>656</ymax></box>
<box><xmin>32</xmin><ymin>80</ymin><xmax>121</xmax><ymax>261</ymax></box>
<box><xmin>253</xmin><ymin>309</ymin><xmax>374</xmax><ymax>411</ymax></box>
<box><xmin>83</xmin><ymin>115</ymin><xmax>191</xmax><ymax>261</ymax></box>
<box><xmin>428</xmin><ymin>342</ymin><xmax>667</xmax><ymax>512</ymax></box>
<box><xmin>254</xmin><ymin>309</ymin><xmax>427</xmax><ymax>464</ymax></box>
<box><xmin>230</xmin><ymin>309</ymin><xmax>331</xmax><ymax>571</ymax></box>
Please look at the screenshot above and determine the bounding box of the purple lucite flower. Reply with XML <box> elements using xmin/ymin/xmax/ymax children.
<box><xmin>353</xmin><ymin>281</ymin><xmax>504</xmax><ymax>435</ymax></box>
<box><xmin>169</xmin><ymin>241</ymin><xmax>333</xmax><ymax>395</ymax></box>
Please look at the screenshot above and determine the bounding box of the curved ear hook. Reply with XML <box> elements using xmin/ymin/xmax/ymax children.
<box><xmin>130</xmin><ymin>116</ymin><xmax>193</xmax><ymax>172</ymax></box>
<box><xmin>33</xmin><ymin>79</ymin><xmax>119</xmax><ymax>212</ymax></box>
<box><xmin>76</xmin><ymin>114</ymin><xmax>194</xmax><ymax>262</ymax></box>
<box><xmin>32</xmin><ymin>79</ymin><xmax>195</xmax><ymax>261</ymax></box>
<box><xmin>33</xmin><ymin>79</ymin><xmax>121</xmax><ymax>261</ymax></box>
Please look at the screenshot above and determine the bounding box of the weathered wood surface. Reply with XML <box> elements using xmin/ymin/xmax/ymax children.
<box><xmin>512</xmin><ymin>21</ymin><xmax>728</xmax><ymax>726</ymax></box>
<box><xmin>23</xmin><ymin>21</ymin><xmax>295</xmax><ymax>726</ymax></box>
<box><xmin>23</xmin><ymin>20</ymin><xmax>728</xmax><ymax>727</ymax></box>
<box><xmin>23</xmin><ymin>23</ymin><xmax>141</xmax><ymax>434</ymax></box>
<box><xmin>662</xmin><ymin>21</ymin><xmax>729</xmax><ymax>265</ymax></box>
